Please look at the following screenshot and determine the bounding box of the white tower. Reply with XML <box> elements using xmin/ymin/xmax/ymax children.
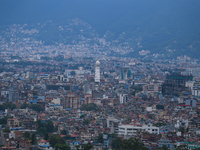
<box><xmin>95</xmin><ymin>60</ymin><xmax>100</xmax><ymax>83</ymax></box>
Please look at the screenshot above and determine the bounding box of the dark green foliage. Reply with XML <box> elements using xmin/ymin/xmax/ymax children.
<box><xmin>178</xmin><ymin>127</ymin><xmax>185</xmax><ymax>135</ymax></box>
<box><xmin>70</xmin><ymin>71</ymin><xmax>76</xmax><ymax>76</ymax></box>
<box><xmin>20</xmin><ymin>103</ymin><xmax>29</xmax><ymax>109</ymax></box>
<box><xmin>20</xmin><ymin>103</ymin><xmax>44</xmax><ymax>112</ymax></box>
<box><xmin>112</xmin><ymin>137</ymin><xmax>123</xmax><ymax>149</ymax></box>
<box><xmin>97</xmin><ymin>133</ymin><xmax>103</xmax><ymax>143</ymax></box>
<box><xmin>44</xmin><ymin>132</ymin><xmax>49</xmax><ymax>140</ymax></box>
<box><xmin>161</xmin><ymin>145</ymin><xmax>169</xmax><ymax>150</ymax></box>
<box><xmin>49</xmin><ymin>134</ymin><xmax>67</xmax><ymax>149</ymax></box>
<box><xmin>54</xmin><ymin>143</ymin><xmax>71</xmax><ymax>150</ymax></box>
<box><xmin>46</xmin><ymin>120</ymin><xmax>54</xmax><ymax>132</ymax></box>
<box><xmin>3</xmin><ymin>127</ymin><xmax>10</xmax><ymax>133</ymax></box>
<box><xmin>82</xmin><ymin>119</ymin><xmax>90</xmax><ymax>126</ymax></box>
<box><xmin>31</xmin><ymin>133</ymin><xmax>37</xmax><ymax>145</ymax></box>
<box><xmin>156</xmin><ymin>105</ymin><xmax>164</xmax><ymax>110</ymax></box>
<box><xmin>36</xmin><ymin>120</ymin><xmax>54</xmax><ymax>136</ymax></box>
<box><xmin>176</xmin><ymin>145</ymin><xmax>189</xmax><ymax>150</ymax></box>
<box><xmin>0</xmin><ymin>103</ymin><xmax>16</xmax><ymax>111</ymax></box>
<box><xmin>153</xmin><ymin>122</ymin><xmax>166</xmax><ymax>127</ymax></box>
<box><xmin>0</xmin><ymin>116</ymin><xmax>10</xmax><ymax>125</ymax></box>
<box><xmin>121</xmin><ymin>138</ymin><xmax>149</xmax><ymax>150</ymax></box>
<box><xmin>54</xmin><ymin>126</ymin><xmax>58</xmax><ymax>132</ymax></box>
<box><xmin>61</xmin><ymin>130</ymin><xmax>68</xmax><ymax>135</ymax></box>
<box><xmin>80</xmin><ymin>103</ymin><xmax>98</xmax><ymax>111</ymax></box>
<box><xmin>130</xmin><ymin>86</ymin><xmax>143</xmax><ymax>91</ymax></box>
<box><xmin>80</xmin><ymin>114</ymin><xmax>85</xmax><ymax>118</ymax></box>
<box><xmin>29</xmin><ymin>104</ymin><xmax>44</xmax><ymax>112</ymax></box>
<box><xmin>63</xmin><ymin>135</ymin><xmax>71</xmax><ymax>140</ymax></box>
<box><xmin>24</xmin><ymin>131</ymin><xmax>31</xmax><ymax>140</ymax></box>
<box><xmin>81</xmin><ymin>143</ymin><xmax>93</xmax><ymax>150</ymax></box>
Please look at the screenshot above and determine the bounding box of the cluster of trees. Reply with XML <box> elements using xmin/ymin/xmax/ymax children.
<box><xmin>0</xmin><ymin>116</ymin><xmax>10</xmax><ymax>125</ymax></box>
<box><xmin>156</xmin><ymin>104</ymin><xmax>165</xmax><ymax>110</ymax></box>
<box><xmin>23</xmin><ymin>131</ymin><xmax>37</xmax><ymax>145</ymax></box>
<box><xmin>0</xmin><ymin>103</ymin><xmax>16</xmax><ymax>111</ymax></box>
<box><xmin>82</xmin><ymin>119</ymin><xmax>90</xmax><ymax>126</ymax></box>
<box><xmin>153</xmin><ymin>122</ymin><xmax>166</xmax><ymax>127</ymax></box>
<box><xmin>49</xmin><ymin>134</ymin><xmax>71</xmax><ymax>150</ymax></box>
<box><xmin>20</xmin><ymin>103</ymin><xmax>44</xmax><ymax>112</ymax></box>
<box><xmin>112</xmin><ymin>137</ymin><xmax>149</xmax><ymax>150</ymax></box>
<box><xmin>36</xmin><ymin>120</ymin><xmax>54</xmax><ymax>136</ymax></box>
<box><xmin>80</xmin><ymin>103</ymin><xmax>98</xmax><ymax>111</ymax></box>
<box><xmin>75</xmin><ymin>143</ymin><xmax>93</xmax><ymax>150</ymax></box>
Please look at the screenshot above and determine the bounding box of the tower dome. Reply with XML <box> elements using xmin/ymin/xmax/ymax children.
<box><xmin>96</xmin><ymin>60</ymin><xmax>100</xmax><ymax>66</ymax></box>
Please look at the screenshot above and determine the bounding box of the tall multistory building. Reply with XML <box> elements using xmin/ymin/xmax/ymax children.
<box><xmin>9</xmin><ymin>89</ymin><xmax>19</xmax><ymax>102</ymax></box>
<box><xmin>121</xmin><ymin>67</ymin><xmax>129</xmax><ymax>80</ymax></box>
<box><xmin>95</xmin><ymin>60</ymin><xmax>100</xmax><ymax>83</ymax></box>
<box><xmin>162</xmin><ymin>74</ymin><xmax>193</xmax><ymax>96</ymax></box>
<box><xmin>62</xmin><ymin>93</ymin><xmax>80</xmax><ymax>109</ymax></box>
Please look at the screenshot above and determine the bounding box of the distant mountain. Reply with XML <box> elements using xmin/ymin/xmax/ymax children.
<box><xmin>0</xmin><ymin>0</ymin><xmax>200</xmax><ymax>58</ymax></box>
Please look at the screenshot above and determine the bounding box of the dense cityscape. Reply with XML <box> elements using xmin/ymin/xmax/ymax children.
<box><xmin>0</xmin><ymin>23</ymin><xmax>199</xmax><ymax>150</ymax></box>
<box><xmin>0</xmin><ymin>1</ymin><xmax>200</xmax><ymax>150</ymax></box>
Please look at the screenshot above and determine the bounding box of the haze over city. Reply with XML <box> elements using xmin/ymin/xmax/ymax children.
<box><xmin>0</xmin><ymin>0</ymin><xmax>199</xmax><ymax>150</ymax></box>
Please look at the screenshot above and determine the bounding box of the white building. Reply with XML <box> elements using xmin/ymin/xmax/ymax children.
<box><xmin>118</xmin><ymin>123</ymin><xmax>159</xmax><ymax>136</ymax></box>
<box><xmin>119</xmin><ymin>94</ymin><xmax>128</xmax><ymax>104</ymax></box>
<box><xmin>95</xmin><ymin>60</ymin><xmax>100</xmax><ymax>83</ymax></box>
<box><xmin>107</xmin><ymin>117</ymin><xmax>120</xmax><ymax>134</ymax></box>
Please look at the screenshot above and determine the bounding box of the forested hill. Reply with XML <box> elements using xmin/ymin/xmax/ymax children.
<box><xmin>0</xmin><ymin>0</ymin><xmax>200</xmax><ymax>58</ymax></box>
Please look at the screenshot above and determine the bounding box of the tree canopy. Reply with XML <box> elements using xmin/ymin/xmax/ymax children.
<box><xmin>36</xmin><ymin>120</ymin><xmax>54</xmax><ymax>136</ymax></box>
<box><xmin>49</xmin><ymin>134</ymin><xmax>70</xmax><ymax>150</ymax></box>
<box><xmin>20</xmin><ymin>103</ymin><xmax>44</xmax><ymax>112</ymax></box>
<box><xmin>80</xmin><ymin>103</ymin><xmax>98</xmax><ymax>111</ymax></box>
<box><xmin>112</xmin><ymin>137</ymin><xmax>149</xmax><ymax>150</ymax></box>
<box><xmin>0</xmin><ymin>103</ymin><xmax>16</xmax><ymax>111</ymax></box>
<box><xmin>156</xmin><ymin>104</ymin><xmax>164</xmax><ymax>110</ymax></box>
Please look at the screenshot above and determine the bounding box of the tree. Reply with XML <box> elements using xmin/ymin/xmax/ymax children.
<box><xmin>80</xmin><ymin>103</ymin><xmax>98</xmax><ymax>111</ymax></box>
<box><xmin>37</xmin><ymin>127</ymin><xmax>47</xmax><ymax>136</ymax></box>
<box><xmin>63</xmin><ymin>135</ymin><xmax>71</xmax><ymax>140</ymax></box>
<box><xmin>20</xmin><ymin>103</ymin><xmax>29</xmax><ymax>109</ymax></box>
<box><xmin>75</xmin><ymin>145</ymin><xmax>81</xmax><ymax>150</ymax></box>
<box><xmin>36</xmin><ymin>120</ymin><xmax>54</xmax><ymax>136</ymax></box>
<box><xmin>70</xmin><ymin>71</ymin><xmax>76</xmax><ymax>76</ymax></box>
<box><xmin>82</xmin><ymin>119</ymin><xmax>90</xmax><ymax>126</ymax></box>
<box><xmin>46</xmin><ymin>120</ymin><xmax>54</xmax><ymax>133</ymax></box>
<box><xmin>61</xmin><ymin>130</ymin><xmax>68</xmax><ymax>135</ymax></box>
<box><xmin>0</xmin><ymin>116</ymin><xmax>10</xmax><ymax>125</ymax></box>
<box><xmin>161</xmin><ymin>145</ymin><xmax>169</xmax><ymax>150</ymax></box>
<box><xmin>178</xmin><ymin>127</ymin><xmax>185</xmax><ymax>135</ymax></box>
<box><xmin>112</xmin><ymin>137</ymin><xmax>123</xmax><ymax>149</ymax></box>
<box><xmin>50</xmin><ymin>134</ymin><xmax>66</xmax><ymax>147</ymax></box>
<box><xmin>24</xmin><ymin>131</ymin><xmax>31</xmax><ymax>140</ymax></box>
<box><xmin>156</xmin><ymin>104</ymin><xmax>164</xmax><ymax>110</ymax></box>
<box><xmin>3</xmin><ymin>127</ymin><xmax>10</xmax><ymax>133</ymax></box>
<box><xmin>54</xmin><ymin>143</ymin><xmax>71</xmax><ymax>150</ymax></box>
<box><xmin>97</xmin><ymin>133</ymin><xmax>103</xmax><ymax>143</ymax></box>
<box><xmin>44</xmin><ymin>132</ymin><xmax>49</xmax><ymax>140</ymax></box>
<box><xmin>120</xmin><ymin>138</ymin><xmax>149</xmax><ymax>150</ymax></box>
<box><xmin>176</xmin><ymin>145</ymin><xmax>189</xmax><ymax>150</ymax></box>
<box><xmin>82</xmin><ymin>143</ymin><xmax>93</xmax><ymax>150</ymax></box>
<box><xmin>31</xmin><ymin>133</ymin><xmax>37</xmax><ymax>145</ymax></box>
<box><xmin>29</xmin><ymin>104</ymin><xmax>44</xmax><ymax>112</ymax></box>
<box><xmin>0</xmin><ymin>103</ymin><xmax>16</xmax><ymax>111</ymax></box>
